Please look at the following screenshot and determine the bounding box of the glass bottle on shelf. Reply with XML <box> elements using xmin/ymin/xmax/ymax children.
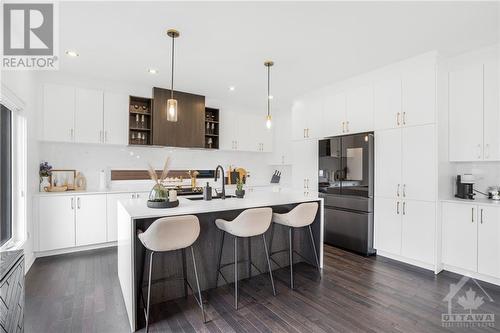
<box><xmin>135</xmin><ymin>114</ymin><xmax>140</xmax><ymax>128</ymax></box>
<box><xmin>211</xmin><ymin>123</ymin><xmax>215</xmax><ymax>134</ymax></box>
<box><xmin>206</xmin><ymin>122</ymin><xmax>210</xmax><ymax>134</ymax></box>
<box><xmin>131</xmin><ymin>132</ymin><xmax>136</xmax><ymax>143</ymax></box>
<box><xmin>141</xmin><ymin>115</ymin><xmax>145</xmax><ymax>129</ymax></box>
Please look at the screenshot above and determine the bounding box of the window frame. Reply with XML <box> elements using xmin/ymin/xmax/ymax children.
<box><xmin>0</xmin><ymin>104</ymin><xmax>13</xmax><ymax>248</ymax></box>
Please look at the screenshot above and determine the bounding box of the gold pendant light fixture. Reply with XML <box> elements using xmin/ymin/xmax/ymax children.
<box><xmin>166</xmin><ymin>29</ymin><xmax>180</xmax><ymax>122</ymax></box>
<box><xmin>264</xmin><ymin>60</ymin><xmax>274</xmax><ymax>129</ymax></box>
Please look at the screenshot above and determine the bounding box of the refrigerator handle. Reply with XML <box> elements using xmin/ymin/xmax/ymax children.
<box><xmin>367</xmin><ymin>133</ymin><xmax>375</xmax><ymax>198</ymax></box>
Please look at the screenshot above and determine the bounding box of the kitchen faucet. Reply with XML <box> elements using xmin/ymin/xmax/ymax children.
<box><xmin>214</xmin><ymin>165</ymin><xmax>226</xmax><ymax>199</ymax></box>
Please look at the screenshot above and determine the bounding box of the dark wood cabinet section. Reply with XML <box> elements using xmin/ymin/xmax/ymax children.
<box><xmin>152</xmin><ymin>87</ymin><xmax>205</xmax><ymax>148</ymax></box>
<box><xmin>204</xmin><ymin>107</ymin><xmax>219</xmax><ymax>149</ymax></box>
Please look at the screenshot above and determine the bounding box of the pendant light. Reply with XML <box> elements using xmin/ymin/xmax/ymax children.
<box><xmin>166</xmin><ymin>29</ymin><xmax>180</xmax><ymax>122</ymax></box>
<box><xmin>264</xmin><ymin>60</ymin><xmax>274</xmax><ymax>129</ymax></box>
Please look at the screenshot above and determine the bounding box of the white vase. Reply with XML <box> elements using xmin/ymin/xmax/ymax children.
<box><xmin>40</xmin><ymin>176</ymin><xmax>50</xmax><ymax>192</ymax></box>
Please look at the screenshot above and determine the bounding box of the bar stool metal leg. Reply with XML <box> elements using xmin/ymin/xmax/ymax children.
<box><xmin>262</xmin><ymin>234</ymin><xmax>276</xmax><ymax>296</ymax></box>
<box><xmin>308</xmin><ymin>225</ymin><xmax>321</xmax><ymax>278</ymax></box>
<box><xmin>247</xmin><ymin>237</ymin><xmax>252</xmax><ymax>278</ymax></box>
<box><xmin>190</xmin><ymin>246</ymin><xmax>206</xmax><ymax>323</ymax></box>
<box><xmin>182</xmin><ymin>248</ymin><xmax>188</xmax><ymax>298</ymax></box>
<box><xmin>145</xmin><ymin>251</ymin><xmax>155</xmax><ymax>333</ymax></box>
<box><xmin>289</xmin><ymin>227</ymin><xmax>294</xmax><ymax>290</ymax></box>
<box><xmin>234</xmin><ymin>236</ymin><xmax>238</xmax><ymax>310</ymax></box>
<box><xmin>215</xmin><ymin>231</ymin><xmax>225</xmax><ymax>288</ymax></box>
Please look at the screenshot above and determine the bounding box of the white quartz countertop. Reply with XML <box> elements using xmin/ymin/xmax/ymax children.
<box><xmin>441</xmin><ymin>197</ymin><xmax>500</xmax><ymax>207</ymax></box>
<box><xmin>118</xmin><ymin>190</ymin><xmax>322</xmax><ymax>219</ymax></box>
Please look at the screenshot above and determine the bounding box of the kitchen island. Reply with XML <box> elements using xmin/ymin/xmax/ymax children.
<box><xmin>117</xmin><ymin>189</ymin><xmax>324</xmax><ymax>331</ymax></box>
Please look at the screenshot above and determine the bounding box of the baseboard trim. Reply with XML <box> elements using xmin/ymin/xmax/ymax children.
<box><xmin>34</xmin><ymin>242</ymin><xmax>117</xmax><ymax>258</ymax></box>
<box><xmin>443</xmin><ymin>264</ymin><xmax>500</xmax><ymax>287</ymax></box>
<box><xmin>376</xmin><ymin>250</ymin><xmax>435</xmax><ymax>272</ymax></box>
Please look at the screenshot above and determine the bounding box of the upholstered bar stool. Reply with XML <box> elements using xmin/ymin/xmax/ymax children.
<box><xmin>137</xmin><ymin>215</ymin><xmax>205</xmax><ymax>332</ymax></box>
<box><xmin>215</xmin><ymin>207</ymin><xmax>276</xmax><ymax>309</ymax></box>
<box><xmin>270</xmin><ymin>202</ymin><xmax>321</xmax><ymax>290</ymax></box>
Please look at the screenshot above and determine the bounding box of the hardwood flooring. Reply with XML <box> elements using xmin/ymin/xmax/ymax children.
<box><xmin>25</xmin><ymin>246</ymin><xmax>500</xmax><ymax>332</ymax></box>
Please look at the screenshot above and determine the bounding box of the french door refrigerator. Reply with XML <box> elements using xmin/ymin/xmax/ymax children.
<box><xmin>318</xmin><ymin>132</ymin><xmax>375</xmax><ymax>255</ymax></box>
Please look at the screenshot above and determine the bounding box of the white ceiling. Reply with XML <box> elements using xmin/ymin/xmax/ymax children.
<box><xmin>59</xmin><ymin>1</ymin><xmax>498</xmax><ymax>111</ymax></box>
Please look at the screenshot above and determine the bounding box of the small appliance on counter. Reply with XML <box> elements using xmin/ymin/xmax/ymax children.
<box><xmin>488</xmin><ymin>186</ymin><xmax>500</xmax><ymax>200</ymax></box>
<box><xmin>455</xmin><ymin>174</ymin><xmax>475</xmax><ymax>200</ymax></box>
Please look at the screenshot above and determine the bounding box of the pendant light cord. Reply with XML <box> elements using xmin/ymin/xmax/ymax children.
<box><xmin>267</xmin><ymin>65</ymin><xmax>270</xmax><ymax>117</ymax></box>
<box><xmin>170</xmin><ymin>35</ymin><xmax>175</xmax><ymax>99</ymax></box>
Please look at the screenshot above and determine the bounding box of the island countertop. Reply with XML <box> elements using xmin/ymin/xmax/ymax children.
<box><xmin>118</xmin><ymin>189</ymin><xmax>322</xmax><ymax>219</ymax></box>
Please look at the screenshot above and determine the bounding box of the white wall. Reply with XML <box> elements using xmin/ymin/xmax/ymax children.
<box><xmin>1</xmin><ymin>70</ymin><xmax>40</xmax><ymax>271</ymax></box>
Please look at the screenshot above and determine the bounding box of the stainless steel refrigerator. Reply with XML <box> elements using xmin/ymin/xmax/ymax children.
<box><xmin>318</xmin><ymin>132</ymin><xmax>375</xmax><ymax>256</ymax></box>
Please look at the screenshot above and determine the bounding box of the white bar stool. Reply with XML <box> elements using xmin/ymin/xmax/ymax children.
<box><xmin>137</xmin><ymin>215</ymin><xmax>205</xmax><ymax>332</ymax></box>
<box><xmin>215</xmin><ymin>207</ymin><xmax>276</xmax><ymax>309</ymax></box>
<box><xmin>270</xmin><ymin>202</ymin><xmax>321</xmax><ymax>290</ymax></box>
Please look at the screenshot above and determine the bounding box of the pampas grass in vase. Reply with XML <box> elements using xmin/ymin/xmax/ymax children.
<box><xmin>147</xmin><ymin>156</ymin><xmax>171</xmax><ymax>202</ymax></box>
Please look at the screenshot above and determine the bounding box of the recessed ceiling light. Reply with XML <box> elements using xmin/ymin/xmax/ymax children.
<box><xmin>65</xmin><ymin>50</ymin><xmax>79</xmax><ymax>57</ymax></box>
<box><xmin>229</xmin><ymin>86</ymin><xmax>235</xmax><ymax>91</ymax></box>
<box><xmin>148</xmin><ymin>68</ymin><xmax>158</xmax><ymax>74</ymax></box>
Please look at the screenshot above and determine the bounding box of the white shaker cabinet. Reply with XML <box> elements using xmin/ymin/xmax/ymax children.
<box><xmin>401</xmin><ymin>200</ymin><xmax>436</xmax><ymax>265</ymax></box>
<box><xmin>292</xmin><ymin>139</ymin><xmax>318</xmax><ymax>194</ymax></box>
<box><xmin>219</xmin><ymin>111</ymin><xmax>239</xmax><ymax>150</ymax></box>
<box><xmin>322</xmin><ymin>91</ymin><xmax>346</xmax><ymax>137</ymax></box>
<box><xmin>483</xmin><ymin>60</ymin><xmax>500</xmax><ymax>161</ymax></box>
<box><xmin>42</xmin><ymin>84</ymin><xmax>75</xmax><ymax>143</ymax></box>
<box><xmin>38</xmin><ymin>196</ymin><xmax>76</xmax><ymax>251</ymax></box>
<box><xmin>345</xmin><ymin>85</ymin><xmax>373</xmax><ymax>134</ymax></box>
<box><xmin>292</xmin><ymin>93</ymin><xmax>323</xmax><ymax>140</ymax></box>
<box><xmin>374</xmin><ymin>128</ymin><xmax>401</xmax><ymax>199</ymax></box>
<box><xmin>373</xmin><ymin>77</ymin><xmax>402</xmax><ymax>131</ymax></box>
<box><xmin>75</xmin><ymin>195</ymin><xmax>107</xmax><ymax>246</ymax></box>
<box><xmin>103</xmin><ymin>92</ymin><xmax>129</xmax><ymax>145</ymax></box>
<box><xmin>374</xmin><ymin>197</ymin><xmax>401</xmax><ymax>254</ymax></box>
<box><xmin>270</xmin><ymin>112</ymin><xmax>292</xmax><ymax>165</ymax></box>
<box><xmin>219</xmin><ymin>111</ymin><xmax>273</xmax><ymax>152</ymax></box>
<box><xmin>401</xmin><ymin>65</ymin><xmax>436</xmax><ymax>127</ymax></box>
<box><xmin>442</xmin><ymin>202</ymin><xmax>478</xmax><ymax>272</ymax></box>
<box><xmin>448</xmin><ymin>64</ymin><xmax>484</xmax><ymax>161</ymax></box>
<box><xmin>477</xmin><ymin>205</ymin><xmax>500</xmax><ymax>278</ymax></box>
<box><xmin>75</xmin><ymin>88</ymin><xmax>104</xmax><ymax>144</ymax></box>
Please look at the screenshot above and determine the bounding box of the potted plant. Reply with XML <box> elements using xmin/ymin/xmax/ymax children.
<box><xmin>235</xmin><ymin>177</ymin><xmax>245</xmax><ymax>198</ymax></box>
<box><xmin>147</xmin><ymin>157</ymin><xmax>171</xmax><ymax>202</ymax></box>
<box><xmin>39</xmin><ymin>162</ymin><xmax>52</xmax><ymax>192</ymax></box>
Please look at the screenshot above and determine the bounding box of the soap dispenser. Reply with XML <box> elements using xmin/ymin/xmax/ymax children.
<box><xmin>203</xmin><ymin>182</ymin><xmax>212</xmax><ymax>201</ymax></box>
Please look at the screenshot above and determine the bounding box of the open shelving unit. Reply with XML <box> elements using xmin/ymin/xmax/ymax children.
<box><xmin>129</xmin><ymin>96</ymin><xmax>152</xmax><ymax>145</ymax></box>
<box><xmin>204</xmin><ymin>107</ymin><xmax>219</xmax><ymax>149</ymax></box>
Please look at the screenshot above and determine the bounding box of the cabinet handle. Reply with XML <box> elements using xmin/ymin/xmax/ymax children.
<box><xmin>137</xmin><ymin>193</ymin><xmax>140</xmax><ymax>198</ymax></box>
<box><xmin>132</xmin><ymin>194</ymin><xmax>136</xmax><ymax>199</ymax></box>
<box><xmin>77</xmin><ymin>197</ymin><xmax>81</xmax><ymax>209</ymax></box>
<box><xmin>396</xmin><ymin>201</ymin><xmax>400</xmax><ymax>215</ymax></box>
<box><xmin>342</xmin><ymin>121</ymin><xmax>345</xmax><ymax>133</ymax></box>
<box><xmin>396</xmin><ymin>113</ymin><xmax>401</xmax><ymax>126</ymax></box>
<box><xmin>99</xmin><ymin>131</ymin><xmax>102</xmax><ymax>143</ymax></box>
<box><xmin>71</xmin><ymin>197</ymin><xmax>74</xmax><ymax>210</ymax></box>
<box><xmin>281</xmin><ymin>155</ymin><xmax>285</xmax><ymax>164</ymax></box>
<box><xmin>485</xmin><ymin>144</ymin><xmax>490</xmax><ymax>159</ymax></box>
<box><xmin>304</xmin><ymin>179</ymin><xmax>306</xmax><ymax>188</ymax></box>
<box><xmin>346</xmin><ymin>121</ymin><xmax>349</xmax><ymax>132</ymax></box>
<box><xmin>402</xmin><ymin>184</ymin><xmax>406</xmax><ymax>198</ymax></box>
<box><xmin>303</xmin><ymin>128</ymin><xmax>306</xmax><ymax>138</ymax></box>
<box><xmin>472</xmin><ymin>207</ymin><xmax>474</xmax><ymax>223</ymax></box>
<box><xmin>477</xmin><ymin>144</ymin><xmax>482</xmax><ymax>159</ymax></box>
<box><xmin>402</xmin><ymin>202</ymin><xmax>406</xmax><ymax>215</ymax></box>
<box><xmin>402</xmin><ymin>112</ymin><xmax>406</xmax><ymax>125</ymax></box>
<box><xmin>397</xmin><ymin>184</ymin><xmax>400</xmax><ymax>197</ymax></box>
<box><xmin>480</xmin><ymin>208</ymin><xmax>483</xmax><ymax>224</ymax></box>
<box><xmin>104</xmin><ymin>131</ymin><xmax>108</xmax><ymax>143</ymax></box>
<box><xmin>70</xmin><ymin>128</ymin><xmax>74</xmax><ymax>140</ymax></box>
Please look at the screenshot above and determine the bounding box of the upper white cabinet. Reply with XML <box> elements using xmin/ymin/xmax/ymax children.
<box><xmin>345</xmin><ymin>85</ymin><xmax>373</xmax><ymax>134</ymax></box>
<box><xmin>292</xmin><ymin>139</ymin><xmax>318</xmax><ymax>194</ymax></box>
<box><xmin>322</xmin><ymin>91</ymin><xmax>346</xmax><ymax>137</ymax></box>
<box><xmin>374</xmin><ymin>128</ymin><xmax>402</xmax><ymax>199</ymax></box>
<box><xmin>292</xmin><ymin>92</ymin><xmax>323</xmax><ymax>140</ymax></box>
<box><xmin>448</xmin><ymin>47</ymin><xmax>500</xmax><ymax>162</ymax></box>
<box><xmin>42</xmin><ymin>84</ymin><xmax>75</xmax><ymax>142</ymax></box>
<box><xmin>374</xmin><ymin>77</ymin><xmax>401</xmax><ymax>131</ymax></box>
<box><xmin>103</xmin><ymin>92</ymin><xmax>129</xmax><ymax>145</ymax></box>
<box><xmin>449</xmin><ymin>64</ymin><xmax>484</xmax><ymax>161</ymax></box>
<box><xmin>75</xmin><ymin>88</ymin><xmax>103</xmax><ymax>144</ymax></box>
<box><xmin>219</xmin><ymin>110</ymin><xmax>272</xmax><ymax>152</ymax></box>
<box><xmin>269</xmin><ymin>111</ymin><xmax>292</xmax><ymax>165</ymax></box>
<box><xmin>42</xmin><ymin>84</ymin><xmax>128</xmax><ymax>145</ymax></box>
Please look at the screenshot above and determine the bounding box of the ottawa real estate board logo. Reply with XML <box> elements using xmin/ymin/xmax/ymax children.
<box><xmin>2</xmin><ymin>2</ymin><xmax>59</xmax><ymax>70</ymax></box>
<box><xmin>442</xmin><ymin>276</ymin><xmax>495</xmax><ymax>328</ymax></box>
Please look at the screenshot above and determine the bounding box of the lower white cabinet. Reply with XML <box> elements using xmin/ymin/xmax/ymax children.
<box><xmin>106</xmin><ymin>192</ymin><xmax>147</xmax><ymax>242</ymax></box>
<box><xmin>443</xmin><ymin>202</ymin><xmax>500</xmax><ymax>278</ymax></box>
<box><xmin>75</xmin><ymin>195</ymin><xmax>107</xmax><ymax>246</ymax></box>
<box><xmin>374</xmin><ymin>198</ymin><xmax>436</xmax><ymax>266</ymax></box>
<box><xmin>39</xmin><ymin>196</ymin><xmax>76</xmax><ymax>251</ymax></box>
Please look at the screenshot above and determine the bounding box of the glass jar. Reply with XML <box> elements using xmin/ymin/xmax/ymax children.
<box><xmin>149</xmin><ymin>183</ymin><xmax>168</xmax><ymax>202</ymax></box>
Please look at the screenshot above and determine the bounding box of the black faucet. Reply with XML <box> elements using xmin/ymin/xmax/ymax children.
<box><xmin>214</xmin><ymin>165</ymin><xmax>226</xmax><ymax>199</ymax></box>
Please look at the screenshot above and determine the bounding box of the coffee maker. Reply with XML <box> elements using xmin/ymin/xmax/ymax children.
<box><xmin>455</xmin><ymin>174</ymin><xmax>475</xmax><ymax>200</ymax></box>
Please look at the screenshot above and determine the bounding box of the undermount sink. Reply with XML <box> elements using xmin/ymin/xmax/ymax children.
<box><xmin>186</xmin><ymin>195</ymin><xmax>236</xmax><ymax>201</ymax></box>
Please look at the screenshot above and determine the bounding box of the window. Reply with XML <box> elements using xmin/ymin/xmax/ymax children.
<box><xmin>0</xmin><ymin>104</ymin><xmax>12</xmax><ymax>247</ymax></box>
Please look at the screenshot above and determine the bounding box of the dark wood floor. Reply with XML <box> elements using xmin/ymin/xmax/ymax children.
<box><xmin>25</xmin><ymin>246</ymin><xmax>500</xmax><ymax>333</ymax></box>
